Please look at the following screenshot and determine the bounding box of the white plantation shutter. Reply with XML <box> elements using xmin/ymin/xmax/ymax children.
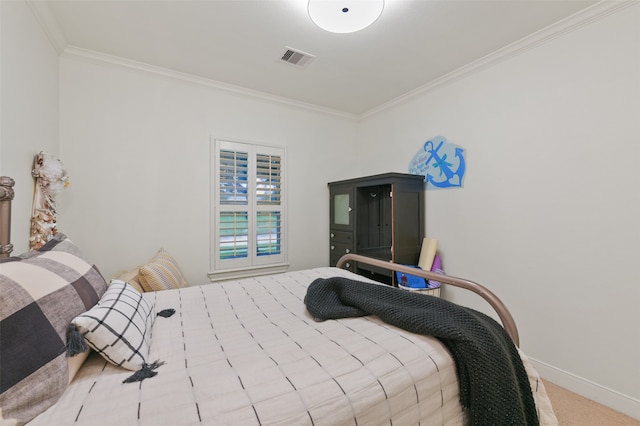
<box><xmin>219</xmin><ymin>150</ymin><xmax>248</xmax><ymax>205</ymax></box>
<box><xmin>213</xmin><ymin>140</ymin><xmax>286</xmax><ymax>272</ymax></box>
<box><xmin>256</xmin><ymin>153</ymin><xmax>281</xmax><ymax>205</ymax></box>
<box><xmin>219</xmin><ymin>211</ymin><xmax>249</xmax><ymax>259</ymax></box>
<box><xmin>256</xmin><ymin>152</ymin><xmax>282</xmax><ymax>257</ymax></box>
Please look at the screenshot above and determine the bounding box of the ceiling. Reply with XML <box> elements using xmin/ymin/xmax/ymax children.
<box><xmin>41</xmin><ymin>0</ymin><xmax>600</xmax><ymax>116</ymax></box>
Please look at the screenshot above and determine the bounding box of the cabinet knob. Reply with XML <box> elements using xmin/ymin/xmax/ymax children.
<box><xmin>348</xmin><ymin>207</ymin><xmax>352</xmax><ymax>212</ymax></box>
<box><xmin>330</xmin><ymin>245</ymin><xmax>335</xmax><ymax>250</ymax></box>
<box><xmin>345</xmin><ymin>248</ymin><xmax>350</xmax><ymax>254</ymax></box>
<box><xmin>345</xmin><ymin>262</ymin><xmax>351</xmax><ymax>268</ymax></box>
<box><xmin>330</xmin><ymin>233</ymin><xmax>335</xmax><ymax>238</ymax></box>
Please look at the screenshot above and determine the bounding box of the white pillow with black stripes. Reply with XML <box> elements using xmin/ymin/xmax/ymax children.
<box><xmin>71</xmin><ymin>280</ymin><xmax>155</xmax><ymax>371</ymax></box>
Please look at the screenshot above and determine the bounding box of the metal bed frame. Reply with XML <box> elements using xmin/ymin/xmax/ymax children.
<box><xmin>336</xmin><ymin>253</ymin><xmax>520</xmax><ymax>346</ymax></box>
<box><xmin>0</xmin><ymin>176</ymin><xmax>15</xmax><ymax>259</ymax></box>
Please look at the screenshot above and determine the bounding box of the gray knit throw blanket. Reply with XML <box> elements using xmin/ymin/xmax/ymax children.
<box><xmin>305</xmin><ymin>277</ymin><xmax>539</xmax><ymax>426</ymax></box>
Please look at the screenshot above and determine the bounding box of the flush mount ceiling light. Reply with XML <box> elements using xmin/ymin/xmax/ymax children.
<box><xmin>308</xmin><ymin>0</ymin><xmax>384</xmax><ymax>34</ymax></box>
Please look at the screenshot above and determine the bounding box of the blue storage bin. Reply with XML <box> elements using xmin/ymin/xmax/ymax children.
<box><xmin>395</xmin><ymin>266</ymin><xmax>428</xmax><ymax>288</ymax></box>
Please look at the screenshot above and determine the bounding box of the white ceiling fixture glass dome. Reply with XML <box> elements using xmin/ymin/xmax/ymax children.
<box><xmin>308</xmin><ymin>0</ymin><xmax>384</xmax><ymax>34</ymax></box>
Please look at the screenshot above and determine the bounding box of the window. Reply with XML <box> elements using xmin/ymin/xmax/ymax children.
<box><xmin>211</xmin><ymin>139</ymin><xmax>287</xmax><ymax>279</ymax></box>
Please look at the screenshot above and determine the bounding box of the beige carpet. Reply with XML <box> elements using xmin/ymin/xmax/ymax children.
<box><xmin>543</xmin><ymin>380</ymin><xmax>639</xmax><ymax>426</ymax></box>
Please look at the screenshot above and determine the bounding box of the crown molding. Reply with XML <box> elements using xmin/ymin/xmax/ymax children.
<box><xmin>61</xmin><ymin>46</ymin><xmax>359</xmax><ymax>121</ymax></box>
<box><xmin>28</xmin><ymin>0</ymin><xmax>637</xmax><ymax>121</ymax></box>
<box><xmin>25</xmin><ymin>0</ymin><xmax>67</xmax><ymax>54</ymax></box>
<box><xmin>361</xmin><ymin>0</ymin><xmax>638</xmax><ymax>119</ymax></box>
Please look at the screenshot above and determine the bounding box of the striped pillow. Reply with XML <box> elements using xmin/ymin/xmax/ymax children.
<box><xmin>138</xmin><ymin>248</ymin><xmax>188</xmax><ymax>291</ymax></box>
<box><xmin>117</xmin><ymin>267</ymin><xmax>145</xmax><ymax>293</ymax></box>
<box><xmin>71</xmin><ymin>280</ymin><xmax>155</xmax><ymax>371</ymax></box>
<box><xmin>0</xmin><ymin>235</ymin><xmax>107</xmax><ymax>425</ymax></box>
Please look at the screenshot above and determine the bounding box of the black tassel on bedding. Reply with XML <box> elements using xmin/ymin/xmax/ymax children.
<box><xmin>122</xmin><ymin>360</ymin><xmax>166</xmax><ymax>384</ymax></box>
<box><xmin>65</xmin><ymin>323</ymin><xmax>88</xmax><ymax>357</ymax></box>
<box><xmin>157</xmin><ymin>308</ymin><xmax>176</xmax><ymax>318</ymax></box>
<box><xmin>305</xmin><ymin>276</ymin><xmax>539</xmax><ymax>426</ymax></box>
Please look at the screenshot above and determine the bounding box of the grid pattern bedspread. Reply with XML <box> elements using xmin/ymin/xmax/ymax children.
<box><xmin>28</xmin><ymin>267</ymin><xmax>556</xmax><ymax>425</ymax></box>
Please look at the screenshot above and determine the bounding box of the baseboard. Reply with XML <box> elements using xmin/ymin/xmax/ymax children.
<box><xmin>529</xmin><ymin>357</ymin><xmax>640</xmax><ymax>420</ymax></box>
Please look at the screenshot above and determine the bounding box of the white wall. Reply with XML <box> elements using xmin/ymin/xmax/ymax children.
<box><xmin>0</xmin><ymin>0</ymin><xmax>60</xmax><ymax>254</ymax></box>
<box><xmin>4</xmin><ymin>0</ymin><xmax>638</xmax><ymax>419</ymax></box>
<box><xmin>359</xmin><ymin>4</ymin><xmax>640</xmax><ymax>417</ymax></box>
<box><xmin>58</xmin><ymin>54</ymin><xmax>359</xmax><ymax>283</ymax></box>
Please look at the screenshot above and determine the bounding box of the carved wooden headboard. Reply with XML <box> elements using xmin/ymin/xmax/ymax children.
<box><xmin>0</xmin><ymin>176</ymin><xmax>15</xmax><ymax>258</ymax></box>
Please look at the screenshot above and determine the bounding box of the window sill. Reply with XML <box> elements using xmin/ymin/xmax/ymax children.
<box><xmin>208</xmin><ymin>263</ymin><xmax>290</xmax><ymax>282</ymax></box>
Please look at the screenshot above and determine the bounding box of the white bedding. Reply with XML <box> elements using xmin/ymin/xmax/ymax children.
<box><xmin>28</xmin><ymin>267</ymin><xmax>557</xmax><ymax>425</ymax></box>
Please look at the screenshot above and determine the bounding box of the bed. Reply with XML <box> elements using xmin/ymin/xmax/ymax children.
<box><xmin>0</xmin><ymin>175</ymin><xmax>557</xmax><ymax>426</ymax></box>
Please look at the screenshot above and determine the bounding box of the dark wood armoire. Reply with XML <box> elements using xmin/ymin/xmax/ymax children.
<box><xmin>328</xmin><ymin>173</ymin><xmax>425</xmax><ymax>285</ymax></box>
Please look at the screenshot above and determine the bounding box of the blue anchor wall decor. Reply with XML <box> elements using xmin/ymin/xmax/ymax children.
<box><xmin>408</xmin><ymin>136</ymin><xmax>466</xmax><ymax>190</ymax></box>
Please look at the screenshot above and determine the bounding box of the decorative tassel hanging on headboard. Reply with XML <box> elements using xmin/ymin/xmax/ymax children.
<box><xmin>30</xmin><ymin>152</ymin><xmax>70</xmax><ymax>250</ymax></box>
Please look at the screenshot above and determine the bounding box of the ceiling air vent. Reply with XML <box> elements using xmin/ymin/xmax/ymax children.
<box><xmin>280</xmin><ymin>47</ymin><xmax>315</xmax><ymax>68</ymax></box>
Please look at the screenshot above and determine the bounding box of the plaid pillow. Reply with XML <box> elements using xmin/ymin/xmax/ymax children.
<box><xmin>0</xmin><ymin>235</ymin><xmax>107</xmax><ymax>425</ymax></box>
<box><xmin>71</xmin><ymin>280</ymin><xmax>155</xmax><ymax>371</ymax></box>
